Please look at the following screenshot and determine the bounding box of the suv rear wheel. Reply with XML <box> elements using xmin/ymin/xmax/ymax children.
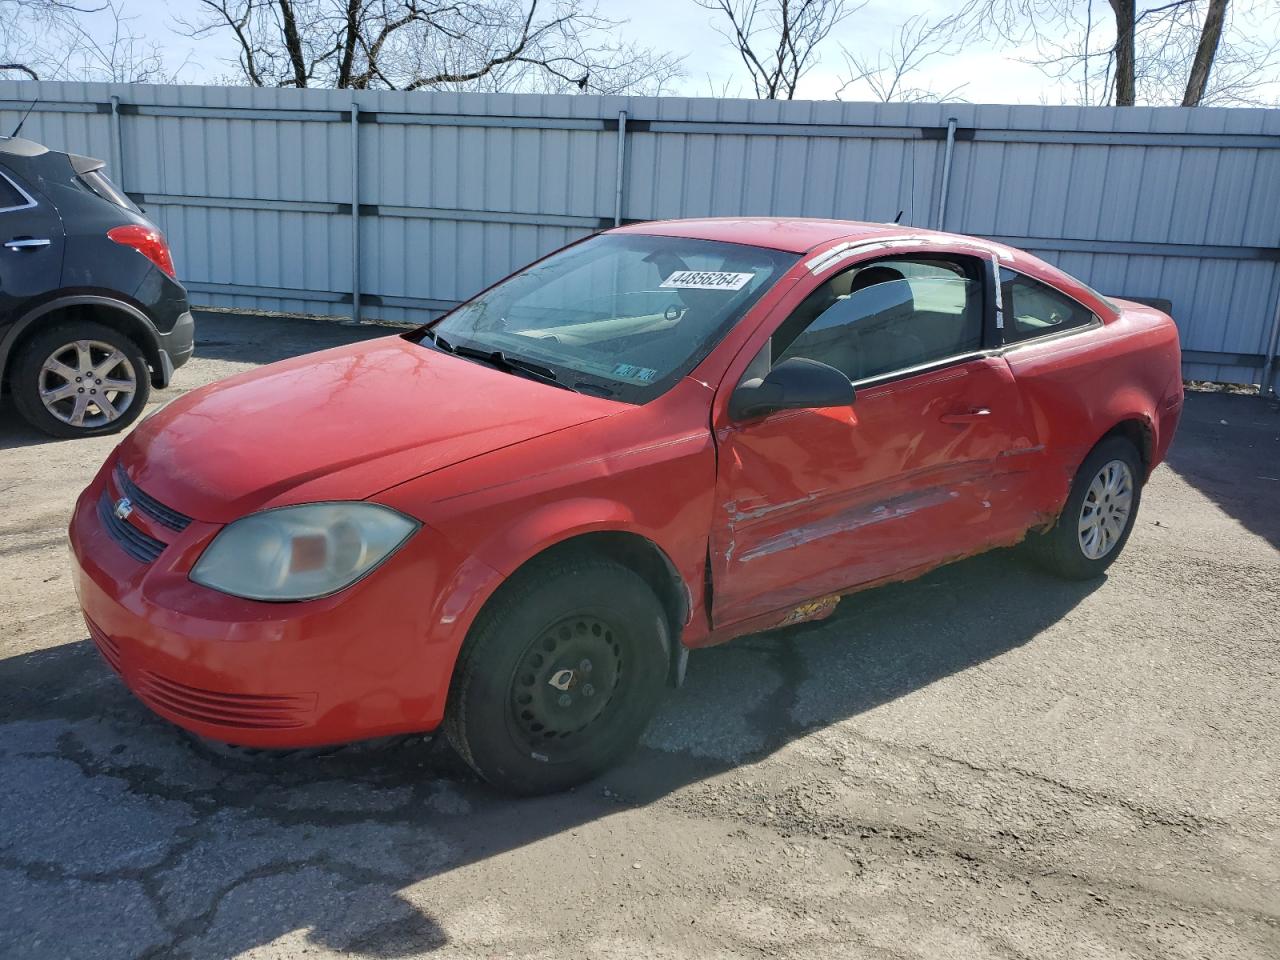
<box><xmin>10</xmin><ymin>320</ymin><xmax>151</xmax><ymax>438</ymax></box>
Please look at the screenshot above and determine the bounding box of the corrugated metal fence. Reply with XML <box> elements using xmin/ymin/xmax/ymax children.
<box><xmin>2</xmin><ymin>81</ymin><xmax>1278</xmax><ymax>386</ymax></box>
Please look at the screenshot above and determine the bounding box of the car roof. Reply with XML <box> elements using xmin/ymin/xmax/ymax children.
<box><xmin>0</xmin><ymin>136</ymin><xmax>50</xmax><ymax>158</ymax></box>
<box><xmin>612</xmin><ymin>217</ymin><xmax>1119</xmax><ymax>321</ymax></box>
<box><xmin>611</xmin><ymin>217</ymin><xmax>920</xmax><ymax>254</ymax></box>
<box><xmin>0</xmin><ymin>136</ymin><xmax>105</xmax><ymax>175</ymax></box>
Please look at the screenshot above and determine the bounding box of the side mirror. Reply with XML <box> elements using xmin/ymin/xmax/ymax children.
<box><xmin>729</xmin><ymin>356</ymin><xmax>854</xmax><ymax>422</ymax></box>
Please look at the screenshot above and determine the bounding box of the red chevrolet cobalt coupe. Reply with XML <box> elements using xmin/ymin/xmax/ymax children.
<box><xmin>70</xmin><ymin>218</ymin><xmax>1183</xmax><ymax>793</ymax></box>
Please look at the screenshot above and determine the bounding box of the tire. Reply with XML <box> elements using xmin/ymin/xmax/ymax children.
<box><xmin>445</xmin><ymin>555</ymin><xmax>669</xmax><ymax>795</ymax></box>
<box><xmin>10</xmin><ymin>321</ymin><xmax>151</xmax><ymax>439</ymax></box>
<box><xmin>1025</xmin><ymin>435</ymin><xmax>1144</xmax><ymax>580</ymax></box>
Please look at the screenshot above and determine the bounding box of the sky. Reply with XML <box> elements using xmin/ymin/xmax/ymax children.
<box><xmin>52</xmin><ymin>0</ymin><xmax>1274</xmax><ymax>106</ymax></box>
<box><xmin>51</xmin><ymin>0</ymin><xmax>1058</xmax><ymax>104</ymax></box>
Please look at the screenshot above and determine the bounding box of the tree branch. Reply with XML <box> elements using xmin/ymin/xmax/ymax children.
<box><xmin>0</xmin><ymin>62</ymin><xmax>40</xmax><ymax>79</ymax></box>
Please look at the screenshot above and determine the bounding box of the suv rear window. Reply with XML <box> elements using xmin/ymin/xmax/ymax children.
<box><xmin>78</xmin><ymin>169</ymin><xmax>140</xmax><ymax>213</ymax></box>
<box><xmin>0</xmin><ymin>171</ymin><xmax>31</xmax><ymax>211</ymax></box>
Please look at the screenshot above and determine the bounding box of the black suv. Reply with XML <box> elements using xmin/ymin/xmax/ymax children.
<box><xmin>0</xmin><ymin>136</ymin><xmax>193</xmax><ymax>438</ymax></box>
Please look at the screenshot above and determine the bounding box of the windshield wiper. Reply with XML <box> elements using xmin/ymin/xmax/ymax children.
<box><xmin>421</xmin><ymin>328</ymin><xmax>452</xmax><ymax>352</ymax></box>
<box><xmin>422</xmin><ymin>330</ymin><xmax>613</xmax><ymax>396</ymax></box>
<box><xmin>448</xmin><ymin>342</ymin><xmax>576</xmax><ymax>393</ymax></box>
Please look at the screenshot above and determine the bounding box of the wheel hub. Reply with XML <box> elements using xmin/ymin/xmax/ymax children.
<box><xmin>511</xmin><ymin>615</ymin><xmax>622</xmax><ymax>743</ymax></box>
<box><xmin>38</xmin><ymin>339</ymin><xmax>137</xmax><ymax>429</ymax></box>
<box><xmin>1077</xmin><ymin>459</ymin><xmax>1134</xmax><ymax>560</ymax></box>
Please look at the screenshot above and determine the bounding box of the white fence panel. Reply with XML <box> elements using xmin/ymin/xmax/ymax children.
<box><xmin>2</xmin><ymin>81</ymin><xmax>1277</xmax><ymax>385</ymax></box>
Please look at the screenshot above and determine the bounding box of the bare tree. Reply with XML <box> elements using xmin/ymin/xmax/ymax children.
<box><xmin>63</xmin><ymin>1</ymin><xmax>188</xmax><ymax>83</ymax></box>
<box><xmin>177</xmin><ymin>0</ymin><xmax>682</xmax><ymax>93</ymax></box>
<box><xmin>2</xmin><ymin>0</ymin><xmax>88</xmax><ymax>81</ymax></box>
<box><xmin>0</xmin><ymin>64</ymin><xmax>41</xmax><ymax>79</ymax></box>
<box><xmin>1181</xmin><ymin>0</ymin><xmax>1226</xmax><ymax>105</ymax></box>
<box><xmin>1109</xmin><ymin>0</ymin><xmax>1136</xmax><ymax>104</ymax></box>
<box><xmin>967</xmin><ymin>1</ymin><xmax>1280</xmax><ymax>107</ymax></box>
<box><xmin>1</xmin><ymin>0</ymin><xmax>185</xmax><ymax>83</ymax></box>
<box><xmin>836</xmin><ymin>7</ymin><xmax>974</xmax><ymax>103</ymax></box>
<box><xmin>694</xmin><ymin>0</ymin><xmax>861</xmax><ymax>99</ymax></box>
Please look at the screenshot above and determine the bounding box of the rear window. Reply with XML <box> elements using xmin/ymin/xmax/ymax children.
<box><xmin>78</xmin><ymin>170</ymin><xmax>140</xmax><ymax>213</ymax></box>
<box><xmin>1000</xmin><ymin>268</ymin><xmax>1097</xmax><ymax>342</ymax></box>
<box><xmin>0</xmin><ymin>171</ymin><xmax>31</xmax><ymax>211</ymax></box>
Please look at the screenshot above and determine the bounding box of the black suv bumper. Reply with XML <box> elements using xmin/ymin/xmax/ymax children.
<box><xmin>153</xmin><ymin>310</ymin><xmax>194</xmax><ymax>387</ymax></box>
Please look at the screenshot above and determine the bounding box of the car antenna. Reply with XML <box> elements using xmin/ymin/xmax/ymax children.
<box><xmin>893</xmin><ymin>209</ymin><xmax>904</xmax><ymax>224</ymax></box>
<box><xmin>8</xmin><ymin>98</ymin><xmax>38</xmax><ymax>139</ymax></box>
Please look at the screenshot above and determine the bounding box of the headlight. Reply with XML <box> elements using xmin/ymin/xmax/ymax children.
<box><xmin>190</xmin><ymin>503</ymin><xmax>419</xmax><ymax>601</ymax></box>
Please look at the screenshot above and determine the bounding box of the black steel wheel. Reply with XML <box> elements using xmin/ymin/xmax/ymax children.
<box><xmin>445</xmin><ymin>555</ymin><xmax>668</xmax><ymax>795</ymax></box>
<box><xmin>507</xmin><ymin>613</ymin><xmax>627</xmax><ymax>758</ymax></box>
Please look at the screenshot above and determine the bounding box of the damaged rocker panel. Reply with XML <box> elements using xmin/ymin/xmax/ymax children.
<box><xmin>737</xmin><ymin>485</ymin><xmax>960</xmax><ymax>563</ymax></box>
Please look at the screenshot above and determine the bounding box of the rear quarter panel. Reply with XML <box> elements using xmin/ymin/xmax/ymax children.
<box><xmin>1003</xmin><ymin>301</ymin><xmax>1182</xmax><ymax>519</ymax></box>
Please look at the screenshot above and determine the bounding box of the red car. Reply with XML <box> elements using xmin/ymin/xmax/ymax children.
<box><xmin>69</xmin><ymin>218</ymin><xmax>1183</xmax><ymax>794</ymax></box>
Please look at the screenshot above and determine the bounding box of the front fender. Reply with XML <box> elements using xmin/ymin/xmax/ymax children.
<box><xmin>471</xmin><ymin>497</ymin><xmax>640</xmax><ymax>577</ymax></box>
<box><xmin>419</xmin><ymin>497</ymin><xmax>690</xmax><ymax>649</ymax></box>
<box><xmin>406</xmin><ymin>505</ymin><xmax>696</xmax><ymax>723</ymax></box>
<box><xmin>374</xmin><ymin>389</ymin><xmax>718</xmax><ymax>663</ymax></box>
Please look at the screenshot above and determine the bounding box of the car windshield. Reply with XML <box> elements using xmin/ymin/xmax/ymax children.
<box><xmin>422</xmin><ymin>233</ymin><xmax>798</xmax><ymax>403</ymax></box>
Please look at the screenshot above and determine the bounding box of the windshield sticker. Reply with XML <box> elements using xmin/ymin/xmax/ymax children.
<box><xmin>660</xmin><ymin>271</ymin><xmax>754</xmax><ymax>291</ymax></box>
<box><xmin>612</xmin><ymin>363</ymin><xmax>659</xmax><ymax>382</ymax></box>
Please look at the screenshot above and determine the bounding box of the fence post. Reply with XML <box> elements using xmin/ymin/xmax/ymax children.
<box><xmin>108</xmin><ymin>95</ymin><xmax>124</xmax><ymax>188</ymax></box>
<box><xmin>1262</xmin><ymin>287</ymin><xmax>1280</xmax><ymax>395</ymax></box>
<box><xmin>934</xmin><ymin>117</ymin><xmax>957</xmax><ymax>231</ymax></box>
<box><xmin>350</xmin><ymin>100</ymin><xmax>361</xmax><ymax>323</ymax></box>
<box><xmin>613</xmin><ymin>110</ymin><xmax>627</xmax><ymax>227</ymax></box>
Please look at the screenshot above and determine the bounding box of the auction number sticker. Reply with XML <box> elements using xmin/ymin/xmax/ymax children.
<box><xmin>660</xmin><ymin>271</ymin><xmax>754</xmax><ymax>291</ymax></box>
<box><xmin>612</xmin><ymin>363</ymin><xmax>659</xmax><ymax>382</ymax></box>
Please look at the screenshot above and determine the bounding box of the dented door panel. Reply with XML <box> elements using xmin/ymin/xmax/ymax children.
<box><xmin>709</xmin><ymin>354</ymin><xmax>1040</xmax><ymax>628</ymax></box>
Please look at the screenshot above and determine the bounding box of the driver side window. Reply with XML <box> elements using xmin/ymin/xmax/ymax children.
<box><xmin>773</xmin><ymin>257</ymin><xmax>984</xmax><ymax>382</ymax></box>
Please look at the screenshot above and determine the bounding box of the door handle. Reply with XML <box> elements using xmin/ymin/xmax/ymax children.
<box><xmin>4</xmin><ymin>237</ymin><xmax>51</xmax><ymax>250</ymax></box>
<box><xmin>940</xmin><ymin>407</ymin><xmax>992</xmax><ymax>424</ymax></box>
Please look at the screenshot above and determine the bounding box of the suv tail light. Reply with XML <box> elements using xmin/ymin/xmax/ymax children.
<box><xmin>107</xmin><ymin>225</ymin><xmax>177</xmax><ymax>279</ymax></box>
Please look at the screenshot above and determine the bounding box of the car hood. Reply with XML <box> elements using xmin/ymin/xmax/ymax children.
<box><xmin>117</xmin><ymin>336</ymin><xmax>623</xmax><ymax>523</ymax></box>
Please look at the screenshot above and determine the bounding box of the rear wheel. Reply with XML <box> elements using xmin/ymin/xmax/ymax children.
<box><xmin>1025</xmin><ymin>436</ymin><xmax>1143</xmax><ymax>580</ymax></box>
<box><xmin>445</xmin><ymin>556</ymin><xmax>668</xmax><ymax>795</ymax></box>
<box><xmin>10</xmin><ymin>321</ymin><xmax>151</xmax><ymax>438</ymax></box>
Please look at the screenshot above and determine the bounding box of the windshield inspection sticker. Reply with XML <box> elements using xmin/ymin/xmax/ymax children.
<box><xmin>660</xmin><ymin>270</ymin><xmax>754</xmax><ymax>291</ymax></box>
<box><xmin>612</xmin><ymin>363</ymin><xmax>658</xmax><ymax>382</ymax></box>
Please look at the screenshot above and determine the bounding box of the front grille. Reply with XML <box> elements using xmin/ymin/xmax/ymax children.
<box><xmin>135</xmin><ymin>671</ymin><xmax>315</xmax><ymax>729</ymax></box>
<box><xmin>98</xmin><ymin>492</ymin><xmax>166</xmax><ymax>563</ymax></box>
<box><xmin>114</xmin><ymin>466</ymin><xmax>191</xmax><ymax>532</ymax></box>
<box><xmin>86</xmin><ymin>618</ymin><xmax>123</xmax><ymax>674</ymax></box>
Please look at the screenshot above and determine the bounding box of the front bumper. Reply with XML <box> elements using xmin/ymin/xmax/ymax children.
<box><xmin>68</xmin><ymin>461</ymin><xmax>487</xmax><ymax>748</ymax></box>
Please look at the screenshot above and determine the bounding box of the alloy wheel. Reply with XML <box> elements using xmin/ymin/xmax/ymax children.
<box><xmin>38</xmin><ymin>340</ymin><xmax>138</xmax><ymax>429</ymax></box>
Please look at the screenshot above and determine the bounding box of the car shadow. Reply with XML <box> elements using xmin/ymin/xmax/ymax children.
<box><xmin>0</xmin><ymin>549</ymin><xmax>1100</xmax><ymax>958</ymax></box>
<box><xmin>0</xmin><ymin>419</ymin><xmax>60</xmax><ymax>448</ymax></box>
<box><xmin>1164</xmin><ymin>391</ymin><xmax>1280</xmax><ymax>550</ymax></box>
<box><xmin>190</xmin><ymin>310</ymin><xmax>411</xmax><ymax>366</ymax></box>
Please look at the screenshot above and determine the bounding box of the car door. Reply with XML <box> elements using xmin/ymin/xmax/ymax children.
<box><xmin>0</xmin><ymin>166</ymin><xmax>65</xmax><ymax>321</ymax></box>
<box><xmin>708</xmin><ymin>250</ymin><xmax>1040</xmax><ymax>628</ymax></box>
